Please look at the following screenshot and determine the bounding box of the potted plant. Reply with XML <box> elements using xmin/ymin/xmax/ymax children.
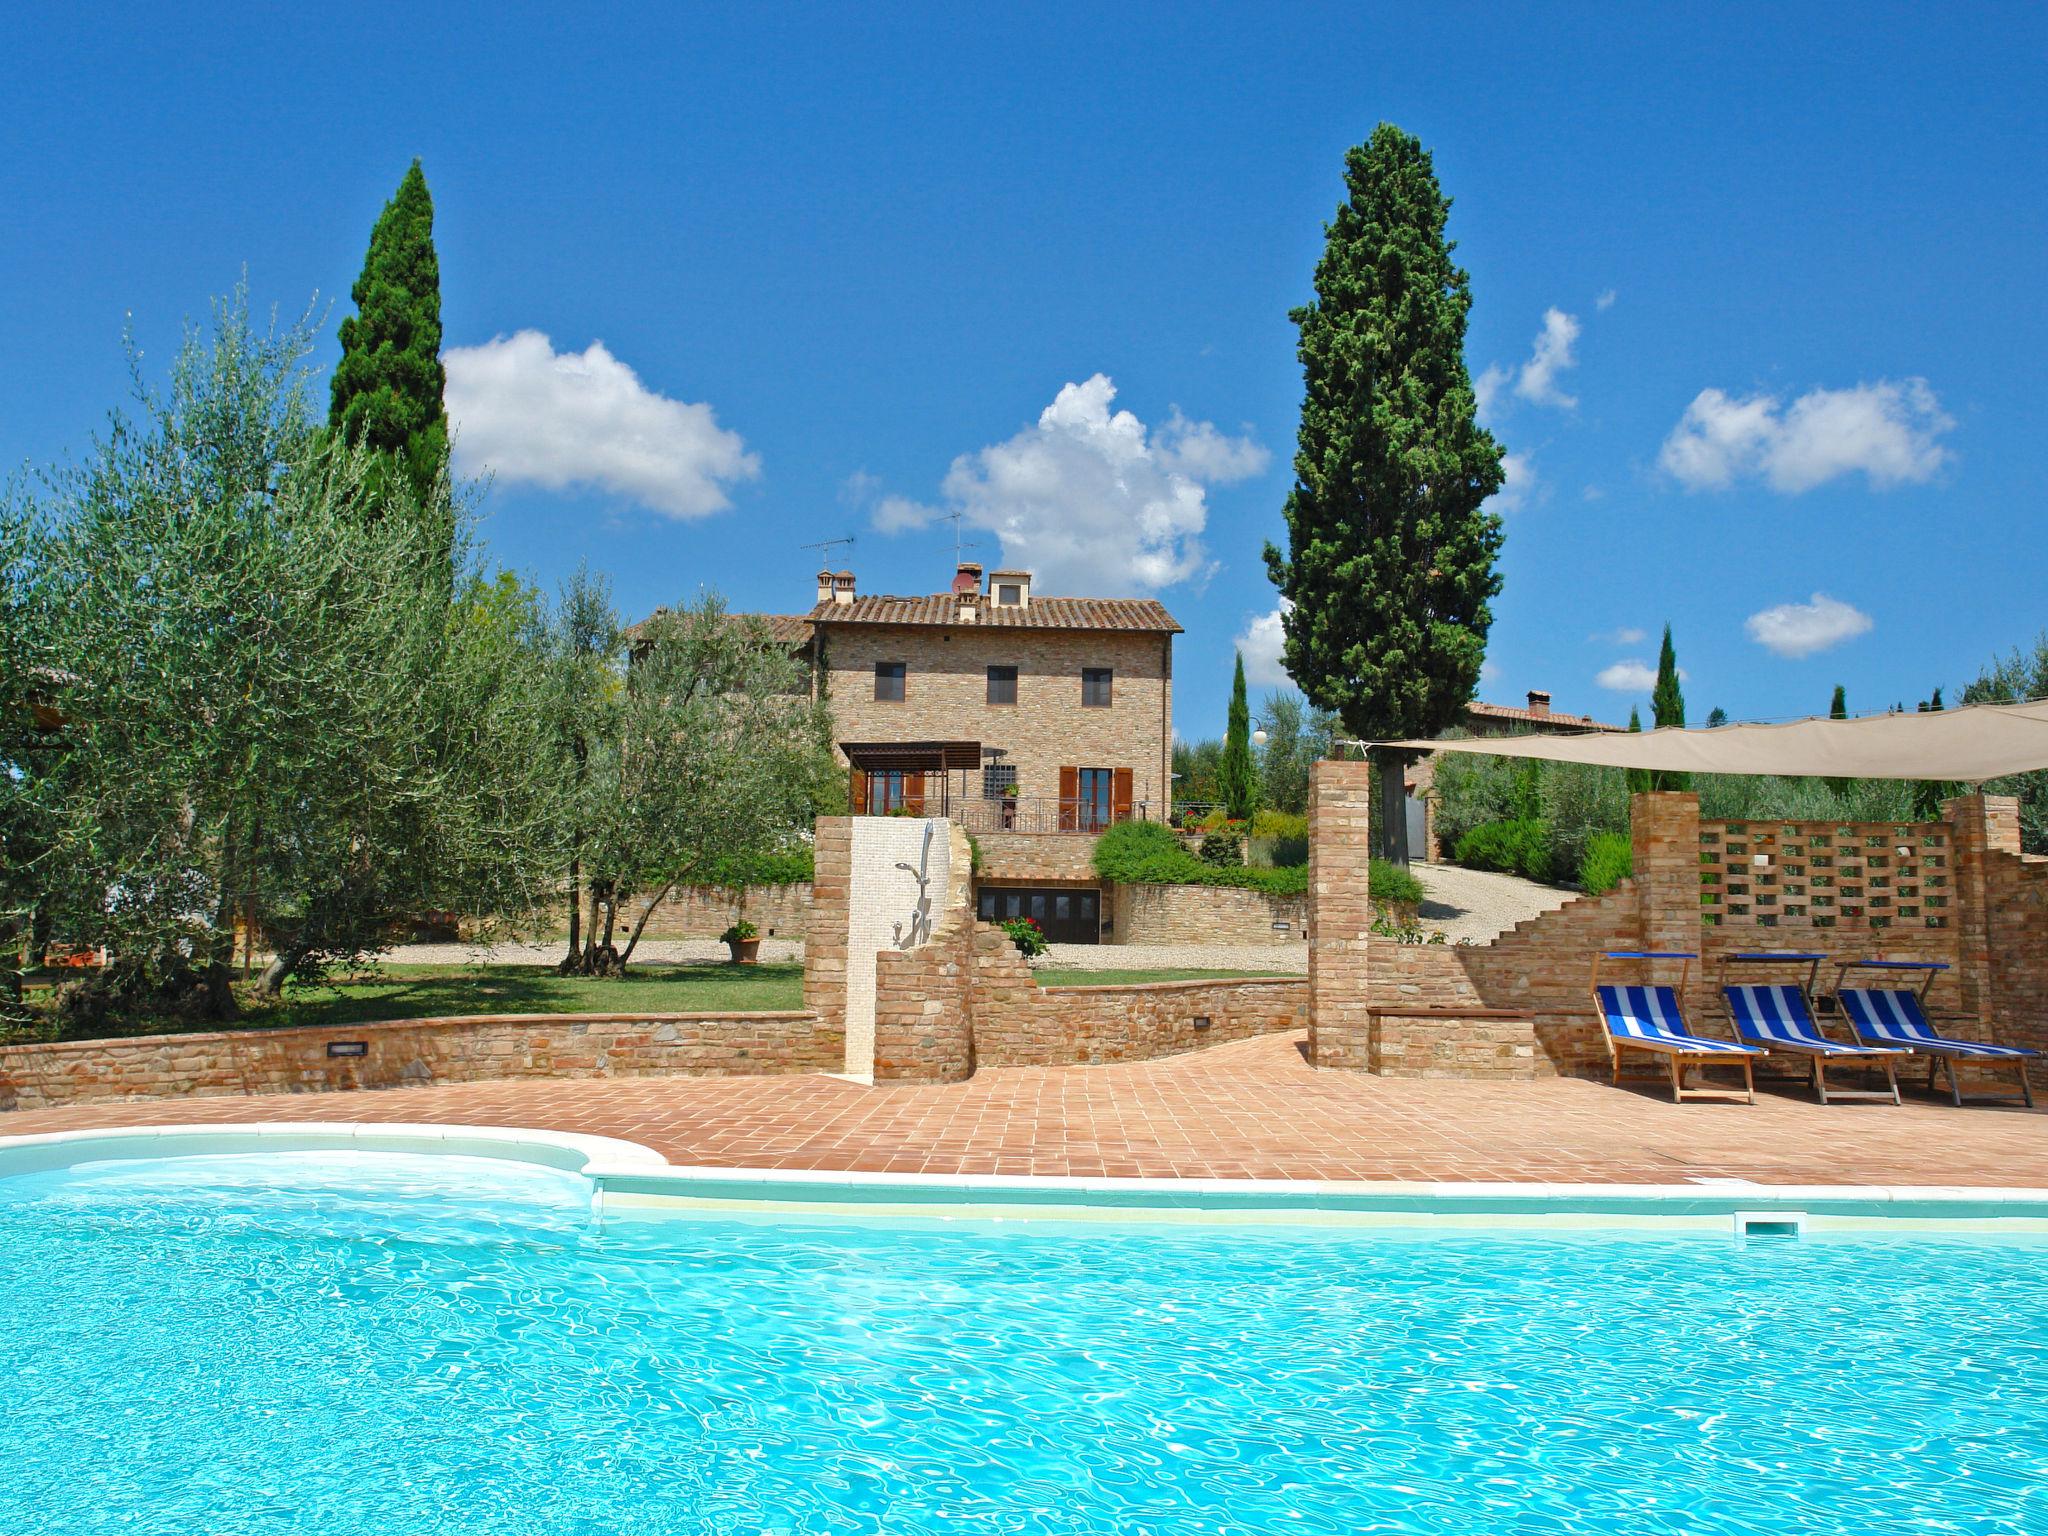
<box><xmin>720</xmin><ymin>919</ymin><xmax>761</xmax><ymax>965</ymax></box>
<box><xmin>999</xmin><ymin>781</ymin><xmax>1019</xmax><ymax>829</ymax></box>
<box><xmin>1000</xmin><ymin>915</ymin><xmax>1047</xmax><ymax>958</ymax></box>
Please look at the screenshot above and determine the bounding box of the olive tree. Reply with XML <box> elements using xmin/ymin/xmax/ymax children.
<box><xmin>559</xmin><ymin>594</ymin><xmax>832</xmax><ymax>975</ymax></box>
<box><xmin>24</xmin><ymin>289</ymin><xmax>562</xmax><ymax>1022</ymax></box>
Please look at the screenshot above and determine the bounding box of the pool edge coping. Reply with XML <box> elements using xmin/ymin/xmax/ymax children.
<box><xmin>6</xmin><ymin>1121</ymin><xmax>2048</xmax><ymax>1230</ymax></box>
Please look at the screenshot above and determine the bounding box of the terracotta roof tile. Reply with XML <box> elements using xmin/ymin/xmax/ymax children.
<box><xmin>1465</xmin><ymin>700</ymin><xmax>1621</xmax><ymax>732</ymax></box>
<box><xmin>807</xmin><ymin>594</ymin><xmax>1182</xmax><ymax>633</ymax></box>
<box><xmin>623</xmin><ymin>611</ymin><xmax>815</xmax><ymax>648</ymax></box>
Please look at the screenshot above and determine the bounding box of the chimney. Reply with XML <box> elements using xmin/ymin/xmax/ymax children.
<box><xmin>831</xmin><ymin>570</ymin><xmax>856</xmax><ymax>605</ymax></box>
<box><xmin>951</xmin><ymin>561</ymin><xmax>984</xmax><ymax>596</ymax></box>
<box><xmin>989</xmin><ymin>569</ymin><xmax>1031</xmax><ymax>609</ymax></box>
<box><xmin>1526</xmin><ymin>689</ymin><xmax>1552</xmax><ymax>719</ymax></box>
<box><xmin>815</xmin><ymin>568</ymin><xmax>834</xmax><ymax>606</ymax></box>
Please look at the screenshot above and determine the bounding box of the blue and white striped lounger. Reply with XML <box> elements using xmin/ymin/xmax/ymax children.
<box><xmin>1595</xmin><ymin>983</ymin><xmax>1761</xmax><ymax>1103</ymax></box>
<box><xmin>1837</xmin><ymin>988</ymin><xmax>2039</xmax><ymax>1108</ymax></box>
<box><xmin>1722</xmin><ymin>984</ymin><xmax>1904</xmax><ymax>1105</ymax></box>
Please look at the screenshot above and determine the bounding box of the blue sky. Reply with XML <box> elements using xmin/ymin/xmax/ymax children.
<box><xmin>4</xmin><ymin>3</ymin><xmax>2043</xmax><ymax>740</ymax></box>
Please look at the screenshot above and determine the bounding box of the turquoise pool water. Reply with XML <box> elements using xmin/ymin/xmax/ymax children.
<box><xmin>2</xmin><ymin>1153</ymin><xmax>2043</xmax><ymax>1534</ymax></box>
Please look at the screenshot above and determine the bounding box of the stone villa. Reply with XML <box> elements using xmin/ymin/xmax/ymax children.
<box><xmin>696</xmin><ymin>562</ymin><xmax>1183</xmax><ymax>943</ymax></box>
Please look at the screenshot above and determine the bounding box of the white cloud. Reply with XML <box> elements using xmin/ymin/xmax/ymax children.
<box><xmin>1475</xmin><ymin>307</ymin><xmax>1582</xmax><ymax>420</ymax></box>
<box><xmin>874</xmin><ymin>374</ymin><xmax>1268</xmax><ymax>594</ymax></box>
<box><xmin>1491</xmin><ymin>450</ymin><xmax>1537</xmax><ymax>512</ymax></box>
<box><xmin>1744</xmin><ymin>592</ymin><xmax>1874</xmax><ymax>658</ymax></box>
<box><xmin>1515</xmin><ymin>307</ymin><xmax>1582</xmax><ymax>409</ymax></box>
<box><xmin>1588</xmin><ymin>626</ymin><xmax>1648</xmax><ymax>646</ymax></box>
<box><xmin>1474</xmin><ymin>362</ymin><xmax>1510</xmax><ymax>422</ymax></box>
<box><xmin>1595</xmin><ymin>289</ymin><xmax>1617</xmax><ymax>311</ymax></box>
<box><xmin>1659</xmin><ymin>379</ymin><xmax>1953</xmax><ymax>494</ymax></box>
<box><xmin>1597</xmin><ymin>658</ymin><xmax>1687</xmax><ymax>692</ymax></box>
<box><xmin>445</xmin><ymin>331</ymin><xmax>757</xmax><ymax>518</ymax></box>
<box><xmin>1237</xmin><ymin>603</ymin><xmax>1292</xmax><ymax>688</ymax></box>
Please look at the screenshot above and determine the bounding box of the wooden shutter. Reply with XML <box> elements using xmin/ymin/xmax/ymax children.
<box><xmin>849</xmin><ymin>767</ymin><xmax>868</xmax><ymax>815</ymax></box>
<box><xmin>1058</xmin><ymin>766</ymin><xmax>1078</xmax><ymax>832</ymax></box>
<box><xmin>1112</xmin><ymin>768</ymin><xmax>1133</xmax><ymax>824</ymax></box>
<box><xmin>903</xmin><ymin>771</ymin><xmax>926</xmax><ymax>816</ymax></box>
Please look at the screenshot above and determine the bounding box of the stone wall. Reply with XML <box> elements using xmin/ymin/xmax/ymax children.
<box><xmin>822</xmin><ymin>623</ymin><xmax>1175</xmax><ymax>811</ymax></box>
<box><xmin>976</xmin><ymin>832</ymin><xmax>1102</xmax><ymax>884</ymax></box>
<box><xmin>1111</xmin><ymin>882</ymin><xmax>1307</xmax><ymax>946</ymax></box>
<box><xmin>630</xmin><ymin>882</ymin><xmax>811</xmax><ymax>940</ymax></box>
<box><xmin>1370</xmin><ymin>1007</ymin><xmax>1538</xmax><ymax>1079</ymax></box>
<box><xmin>0</xmin><ymin>1011</ymin><xmax>840</xmax><ymax>1114</ymax></box>
<box><xmin>970</xmin><ymin>926</ymin><xmax>1307</xmax><ymax>1065</ymax></box>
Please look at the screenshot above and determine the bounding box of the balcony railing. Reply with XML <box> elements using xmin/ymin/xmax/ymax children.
<box><xmin>950</xmin><ymin>795</ymin><xmax>1162</xmax><ymax>837</ymax></box>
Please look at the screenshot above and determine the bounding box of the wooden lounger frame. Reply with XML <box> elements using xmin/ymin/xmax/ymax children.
<box><xmin>1833</xmin><ymin>959</ymin><xmax>2038</xmax><ymax>1109</ymax></box>
<box><xmin>1589</xmin><ymin>951</ymin><xmax>1756</xmax><ymax>1105</ymax></box>
<box><xmin>1720</xmin><ymin>952</ymin><xmax>1903</xmax><ymax>1106</ymax></box>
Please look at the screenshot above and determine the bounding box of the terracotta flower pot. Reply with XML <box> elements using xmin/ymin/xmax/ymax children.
<box><xmin>726</xmin><ymin>937</ymin><xmax>761</xmax><ymax>965</ymax></box>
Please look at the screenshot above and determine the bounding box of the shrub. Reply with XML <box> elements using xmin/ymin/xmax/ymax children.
<box><xmin>1001</xmin><ymin>916</ymin><xmax>1048</xmax><ymax>957</ymax></box>
<box><xmin>1578</xmin><ymin>832</ymin><xmax>1633</xmax><ymax>895</ymax></box>
<box><xmin>1453</xmin><ymin>818</ymin><xmax>1553</xmax><ymax>882</ymax></box>
<box><xmin>1199</xmin><ymin>831</ymin><xmax>1243</xmax><ymax>867</ymax></box>
<box><xmin>1093</xmin><ymin>818</ymin><xmax>1307</xmax><ymax>897</ymax></box>
<box><xmin>1368</xmin><ymin>858</ymin><xmax>1426</xmax><ymax>907</ymax></box>
<box><xmin>719</xmin><ymin>919</ymin><xmax>758</xmax><ymax>944</ymax></box>
<box><xmin>1250</xmin><ymin>809</ymin><xmax>1308</xmax><ymax>841</ymax></box>
<box><xmin>688</xmin><ymin>847</ymin><xmax>814</xmax><ymax>888</ymax></box>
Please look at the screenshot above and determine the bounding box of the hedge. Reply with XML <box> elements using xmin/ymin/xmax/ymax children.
<box><xmin>1578</xmin><ymin>832</ymin><xmax>1633</xmax><ymax>895</ymax></box>
<box><xmin>1095</xmin><ymin>820</ymin><xmax>1421</xmax><ymax>904</ymax></box>
<box><xmin>1452</xmin><ymin>818</ymin><xmax>1553</xmax><ymax>882</ymax></box>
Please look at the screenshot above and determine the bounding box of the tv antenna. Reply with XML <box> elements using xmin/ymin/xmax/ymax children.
<box><xmin>800</xmin><ymin>535</ymin><xmax>856</xmax><ymax>568</ymax></box>
<box><xmin>938</xmin><ymin>508</ymin><xmax>980</xmax><ymax>566</ymax></box>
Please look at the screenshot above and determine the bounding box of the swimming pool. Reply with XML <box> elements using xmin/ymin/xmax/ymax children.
<box><xmin>3</xmin><ymin>1145</ymin><xmax>2044</xmax><ymax>1534</ymax></box>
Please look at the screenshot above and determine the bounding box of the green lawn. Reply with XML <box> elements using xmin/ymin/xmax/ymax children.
<box><xmin>15</xmin><ymin>960</ymin><xmax>1295</xmax><ymax>1043</ymax></box>
<box><xmin>17</xmin><ymin>961</ymin><xmax>808</xmax><ymax>1041</ymax></box>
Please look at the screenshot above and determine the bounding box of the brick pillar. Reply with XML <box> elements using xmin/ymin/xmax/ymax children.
<box><xmin>1944</xmin><ymin>793</ymin><xmax>2020</xmax><ymax>1030</ymax></box>
<box><xmin>1629</xmin><ymin>793</ymin><xmax>1699</xmax><ymax>998</ymax></box>
<box><xmin>802</xmin><ymin>817</ymin><xmax>853</xmax><ymax>1035</ymax></box>
<box><xmin>1308</xmin><ymin>759</ymin><xmax>1376</xmax><ymax>1069</ymax></box>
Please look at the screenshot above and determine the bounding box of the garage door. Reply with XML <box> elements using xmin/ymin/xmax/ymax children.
<box><xmin>977</xmin><ymin>886</ymin><xmax>1100</xmax><ymax>944</ymax></box>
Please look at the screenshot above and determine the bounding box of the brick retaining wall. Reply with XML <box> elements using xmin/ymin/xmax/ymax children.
<box><xmin>631</xmin><ymin>882</ymin><xmax>811</xmax><ymax>940</ymax></box>
<box><xmin>970</xmin><ymin>925</ymin><xmax>1306</xmax><ymax>1066</ymax></box>
<box><xmin>0</xmin><ymin>1011</ymin><xmax>840</xmax><ymax>1114</ymax></box>
<box><xmin>1110</xmin><ymin>883</ymin><xmax>1307</xmax><ymax>946</ymax></box>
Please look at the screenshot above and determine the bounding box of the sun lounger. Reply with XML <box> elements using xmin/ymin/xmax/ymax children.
<box><xmin>1721</xmin><ymin>970</ymin><xmax>1904</xmax><ymax>1105</ymax></box>
<box><xmin>1591</xmin><ymin>952</ymin><xmax>1761</xmax><ymax>1103</ymax></box>
<box><xmin>1835</xmin><ymin>964</ymin><xmax>2038</xmax><ymax>1108</ymax></box>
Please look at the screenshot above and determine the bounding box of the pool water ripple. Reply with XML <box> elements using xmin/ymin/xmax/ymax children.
<box><xmin>2</xmin><ymin>1151</ymin><xmax>2044</xmax><ymax>1534</ymax></box>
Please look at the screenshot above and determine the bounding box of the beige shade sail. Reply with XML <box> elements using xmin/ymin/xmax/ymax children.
<box><xmin>1380</xmin><ymin>699</ymin><xmax>2048</xmax><ymax>782</ymax></box>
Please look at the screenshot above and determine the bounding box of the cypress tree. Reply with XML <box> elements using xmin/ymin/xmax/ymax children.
<box><xmin>330</xmin><ymin>160</ymin><xmax>449</xmax><ymax>514</ymax></box>
<box><xmin>1829</xmin><ymin>685</ymin><xmax>1848</xmax><ymax>720</ymax></box>
<box><xmin>1651</xmin><ymin>625</ymin><xmax>1686</xmax><ymax>730</ymax></box>
<box><xmin>1218</xmin><ymin>653</ymin><xmax>1260</xmax><ymax>822</ymax></box>
<box><xmin>1625</xmin><ymin>707</ymin><xmax>1652</xmax><ymax>795</ymax></box>
<box><xmin>1264</xmin><ymin>124</ymin><xmax>1505</xmax><ymax>865</ymax></box>
<box><xmin>1647</xmin><ymin>625</ymin><xmax>1688</xmax><ymax>790</ymax></box>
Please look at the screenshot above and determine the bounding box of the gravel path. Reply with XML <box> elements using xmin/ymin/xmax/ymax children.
<box><xmin>382</xmin><ymin>938</ymin><xmax>806</xmax><ymax>967</ymax></box>
<box><xmin>377</xmin><ymin>864</ymin><xmax>1566</xmax><ymax>973</ymax></box>
<box><xmin>1409</xmin><ymin>861</ymin><xmax>1576</xmax><ymax>943</ymax></box>
<box><xmin>1033</xmin><ymin>942</ymin><xmax>1308</xmax><ymax>974</ymax></box>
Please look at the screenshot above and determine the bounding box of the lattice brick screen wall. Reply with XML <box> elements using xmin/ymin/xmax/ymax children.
<box><xmin>1698</xmin><ymin>821</ymin><xmax>1950</xmax><ymax>929</ymax></box>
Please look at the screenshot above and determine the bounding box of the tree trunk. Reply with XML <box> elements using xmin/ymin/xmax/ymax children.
<box><xmin>255</xmin><ymin>944</ymin><xmax>304</xmax><ymax>1000</ymax></box>
<box><xmin>1376</xmin><ymin>751</ymin><xmax>1412</xmax><ymax>866</ymax></box>
<box><xmin>558</xmin><ymin>855</ymin><xmax>582</xmax><ymax>973</ymax></box>
<box><xmin>616</xmin><ymin>882</ymin><xmax>676</xmax><ymax>971</ymax></box>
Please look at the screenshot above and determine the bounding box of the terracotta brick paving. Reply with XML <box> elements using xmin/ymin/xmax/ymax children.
<box><xmin>3</xmin><ymin>1032</ymin><xmax>2043</xmax><ymax>1186</ymax></box>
